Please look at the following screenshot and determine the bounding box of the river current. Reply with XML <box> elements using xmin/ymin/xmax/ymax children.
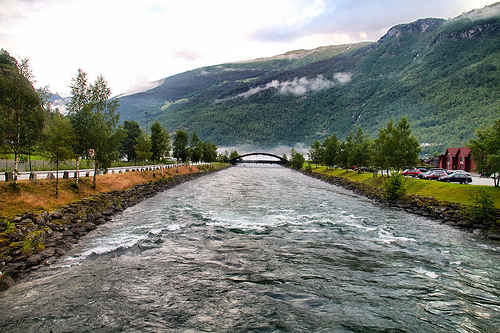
<box><xmin>0</xmin><ymin>165</ymin><xmax>499</xmax><ymax>332</ymax></box>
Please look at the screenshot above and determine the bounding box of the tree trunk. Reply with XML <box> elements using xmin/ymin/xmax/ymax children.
<box><xmin>56</xmin><ymin>157</ymin><xmax>59</xmax><ymax>197</ymax></box>
<box><xmin>14</xmin><ymin>151</ymin><xmax>19</xmax><ymax>182</ymax></box>
<box><xmin>93</xmin><ymin>159</ymin><xmax>97</xmax><ymax>189</ymax></box>
<box><xmin>75</xmin><ymin>156</ymin><xmax>80</xmax><ymax>188</ymax></box>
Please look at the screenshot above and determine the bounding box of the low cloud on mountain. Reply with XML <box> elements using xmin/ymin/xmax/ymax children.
<box><xmin>236</xmin><ymin>73</ymin><xmax>351</xmax><ymax>98</ymax></box>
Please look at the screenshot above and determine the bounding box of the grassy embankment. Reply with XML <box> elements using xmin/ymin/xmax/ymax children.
<box><xmin>0</xmin><ymin>165</ymin><xmax>223</xmax><ymax>218</ymax></box>
<box><xmin>311</xmin><ymin>166</ymin><xmax>500</xmax><ymax>208</ymax></box>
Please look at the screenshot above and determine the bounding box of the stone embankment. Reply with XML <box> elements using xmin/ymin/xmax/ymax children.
<box><xmin>308</xmin><ymin>171</ymin><xmax>500</xmax><ymax>240</ymax></box>
<box><xmin>0</xmin><ymin>169</ymin><xmax>223</xmax><ymax>291</ymax></box>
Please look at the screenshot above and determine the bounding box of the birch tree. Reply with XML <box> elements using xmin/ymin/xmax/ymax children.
<box><xmin>0</xmin><ymin>52</ymin><xmax>44</xmax><ymax>180</ymax></box>
<box><xmin>67</xmin><ymin>69</ymin><xmax>90</xmax><ymax>187</ymax></box>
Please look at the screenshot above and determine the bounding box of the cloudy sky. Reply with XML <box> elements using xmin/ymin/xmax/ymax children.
<box><xmin>0</xmin><ymin>0</ymin><xmax>496</xmax><ymax>96</ymax></box>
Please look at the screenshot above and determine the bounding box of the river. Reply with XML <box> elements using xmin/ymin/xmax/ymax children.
<box><xmin>0</xmin><ymin>165</ymin><xmax>499</xmax><ymax>332</ymax></box>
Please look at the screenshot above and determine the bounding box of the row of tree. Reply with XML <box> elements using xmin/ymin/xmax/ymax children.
<box><xmin>0</xmin><ymin>50</ymin><xmax>219</xmax><ymax>195</ymax></box>
<box><xmin>303</xmin><ymin>117</ymin><xmax>421</xmax><ymax>173</ymax></box>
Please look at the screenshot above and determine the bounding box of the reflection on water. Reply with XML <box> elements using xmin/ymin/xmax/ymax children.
<box><xmin>0</xmin><ymin>165</ymin><xmax>499</xmax><ymax>332</ymax></box>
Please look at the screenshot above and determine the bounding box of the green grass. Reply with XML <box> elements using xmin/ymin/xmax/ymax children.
<box><xmin>311</xmin><ymin>166</ymin><xmax>500</xmax><ymax>208</ymax></box>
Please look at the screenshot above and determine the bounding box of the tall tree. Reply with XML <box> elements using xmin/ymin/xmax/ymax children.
<box><xmin>0</xmin><ymin>54</ymin><xmax>44</xmax><ymax>179</ymax></box>
<box><xmin>135</xmin><ymin>130</ymin><xmax>152</xmax><ymax>176</ymax></box>
<box><xmin>391</xmin><ymin>117</ymin><xmax>421</xmax><ymax>171</ymax></box>
<box><xmin>229</xmin><ymin>150</ymin><xmax>239</xmax><ymax>160</ymax></box>
<box><xmin>189</xmin><ymin>132</ymin><xmax>202</xmax><ymax>163</ymax></box>
<box><xmin>308</xmin><ymin>140</ymin><xmax>323</xmax><ymax>168</ymax></box>
<box><xmin>43</xmin><ymin>113</ymin><xmax>76</xmax><ymax>196</ymax></box>
<box><xmin>372</xmin><ymin>122</ymin><xmax>392</xmax><ymax>175</ymax></box>
<box><xmin>469</xmin><ymin>119</ymin><xmax>500</xmax><ymax>187</ymax></box>
<box><xmin>290</xmin><ymin>148</ymin><xmax>305</xmax><ymax>170</ymax></box>
<box><xmin>120</xmin><ymin>120</ymin><xmax>141</xmax><ymax>162</ymax></box>
<box><xmin>67</xmin><ymin>68</ymin><xmax>90</xmax><ymax>187</ymax></box>
<box><xmin>173</xmin><ymin>129</ymin><xmax>189</xmax><ymax>163</ymax></box>
<box><xmin>87</xmin><ymin>74</ymin><xmax>122</xmax><ymax>188</ymax></box>
<box><xmin>151</xmin><ymin>121</ymin><xmax>170</xmax><ymax>163</ymax></box>
<box><xmin>335</xmin><ymin>140</ymin><xmax>349</xmax><ymax>170</ymax></box>
<box><xmin>201</xmin><ymin>141</ymin><xmax>218</xmax><ymax>163</ymax></box>
<box><xmin>322</xmin><ymin>133</ymin><xmax>339</xmax><ymax>169</ymax></box>
<box><xmin>348</xmin><ymin>126</ymin><xmax>372</xmax><ymax>173</ymax></box>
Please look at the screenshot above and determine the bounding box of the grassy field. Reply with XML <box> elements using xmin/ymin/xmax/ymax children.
<box><xmin>311</xmin><ymin>166</ymin><xmax>500</xmax><ymax>208</ymax></box>
<box><xmin>0</xmin><ymin>165</ymin><xmax>219</xmax><ymax>218</ymax></box>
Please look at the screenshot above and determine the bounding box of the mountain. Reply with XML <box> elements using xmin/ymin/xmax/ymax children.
<box><xmin>116</xmin><ymin>3</ymin><xmax>500</xmax><ymax>155</ymax></box>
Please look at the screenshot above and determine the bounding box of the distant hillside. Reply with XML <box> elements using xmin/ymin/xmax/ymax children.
<box><xmin>116</xmin><ymin>3</ymin><xmax>500</xmax><ymax>155</ymax></box>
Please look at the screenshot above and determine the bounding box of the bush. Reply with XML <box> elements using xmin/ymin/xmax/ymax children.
<box><xmin>468</xmin><ymin>189</ymin><xmax>499</xmax><ymax>228</ymax></box>
<box><xmin>290</xmin><ymin>148</ymin><xmax>305</xmax><ymax>170</ymax></box>
<box><xmin>383</xmin><ymin>172</ymin><xmax>407</xmax><ymax>200</ymax></box>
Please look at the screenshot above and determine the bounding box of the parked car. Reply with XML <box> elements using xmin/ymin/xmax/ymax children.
<box><xmin>418</xmin><ymin>168</ymin><xmax>445</xmax><ymax>179</ymax></box>
<box><xmin>447</xmin><ymin>170</ymin><xmax>471</xmax><ymax>177</ymax></box>
<box><xmin>402</xmin><ymin>168</ymin><xmax>421</xmax><ymax>177</ymax></box>
<box><xmin>438</xmin><ymin>173</ymin><xmax>472</xmax><ymax>184</ymax></box>
<box><xmin>423</xmin><ymin>170</ymin><xmax>448</xmax><ymax>180</ymax></box>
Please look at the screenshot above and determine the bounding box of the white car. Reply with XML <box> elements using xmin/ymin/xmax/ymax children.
<box><xmin>448</xmin><ymin>170</ymin><xmax>470</xmax><ymax>177</ymax></box>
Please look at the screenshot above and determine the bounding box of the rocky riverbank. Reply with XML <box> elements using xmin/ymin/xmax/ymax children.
<box><xmin>307</xmin><ymin>171</ymin><xmax>500</xmax><ymax>241</ymax></box>
<box><xmin>0</xmin><ymin>168</ymin><xmax>226</xmax><ymax>291</ymax></box>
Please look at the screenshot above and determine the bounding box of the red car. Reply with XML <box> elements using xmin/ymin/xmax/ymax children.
<box><xmin>402</xmin><ymin>168</ymin><xmax>421</xmax><ymax>177</ymax></box>
<box><xmin>423</xmin><ymin>170</ymin><xmax>448</xmax><ymax>180</ymax></box>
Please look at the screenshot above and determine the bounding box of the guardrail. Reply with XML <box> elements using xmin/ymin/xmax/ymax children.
<box><xmin>2</xmin><ymin>163</ymin><xmax>210</xmax><ymax>181</ymax></box>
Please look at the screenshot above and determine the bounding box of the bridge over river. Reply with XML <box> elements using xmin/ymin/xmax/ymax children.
<box><xmin>229</xmin><ymin>152</ymin><xmax>288</xmax><ymax>165</ymax></box>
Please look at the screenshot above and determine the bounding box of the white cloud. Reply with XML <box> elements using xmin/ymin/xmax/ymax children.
<box><xmin>333</xmin><ymin>72</ymin><xmax>352</xmax><ymax>84</ymax></box>
<box><xmin>234</xmin><ymin>73</ymin><xmax>351</xmax><ymax>99</ymax></box>
<box><xmin>0</xmin><ymin>0</ymin><xmax>497</xmax><ymax>96</ymax></box>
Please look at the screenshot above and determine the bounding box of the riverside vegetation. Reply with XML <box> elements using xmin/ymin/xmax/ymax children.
<box><xmin>305</xmin><ymin>166</ymin><xmax>500</xmax><ymax>239</ymax></box>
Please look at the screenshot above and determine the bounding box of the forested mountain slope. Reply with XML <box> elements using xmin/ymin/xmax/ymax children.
<box><xmin>117</xmin><ymin>3</ymin><xmax>500</xmax><ymax>155</ymax></box>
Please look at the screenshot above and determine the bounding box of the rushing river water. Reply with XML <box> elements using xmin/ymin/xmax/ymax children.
<box><xmin>1</xmin><ymin>165</ymin><xmax>499</xmax><ymax>332</ymax></box>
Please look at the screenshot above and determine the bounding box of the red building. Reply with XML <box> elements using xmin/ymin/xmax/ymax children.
<box><xmin>439</xmin><ymin>147</ymin><xmax>476</xmax><ymax>172</ymax></box>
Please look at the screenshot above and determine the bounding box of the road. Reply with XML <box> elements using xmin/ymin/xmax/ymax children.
<box><xmin>2</xmin><ymin>163</ymin><xmax>193</xmax><ymax>181</ymax></box>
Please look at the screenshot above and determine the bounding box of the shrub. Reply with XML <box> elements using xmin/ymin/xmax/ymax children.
<box><xmin>7</xmin><ymin>182</ymin><xmax>20</xmax><ymax>193</ymax></box>
<box><xmin>383</xmin><ymin>172</ymin><xmax>407</xmax><ymax>200</ymax></box>
<box><xmin>468</xmin><ymin>189</ymin><xmax>499</xmax><ymax>228</ymax></box>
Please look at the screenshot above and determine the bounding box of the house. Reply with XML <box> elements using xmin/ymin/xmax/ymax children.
<box><xmin>438</xmin><ymin>147</ymin><xmax>476</xmax><ymax>172</ymax></box>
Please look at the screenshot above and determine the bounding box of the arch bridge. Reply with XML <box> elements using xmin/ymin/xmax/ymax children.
<box><xmin>229</xmin><ymin>152</ymin><xmax>288</xmax><ymax>165</ymax></box>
